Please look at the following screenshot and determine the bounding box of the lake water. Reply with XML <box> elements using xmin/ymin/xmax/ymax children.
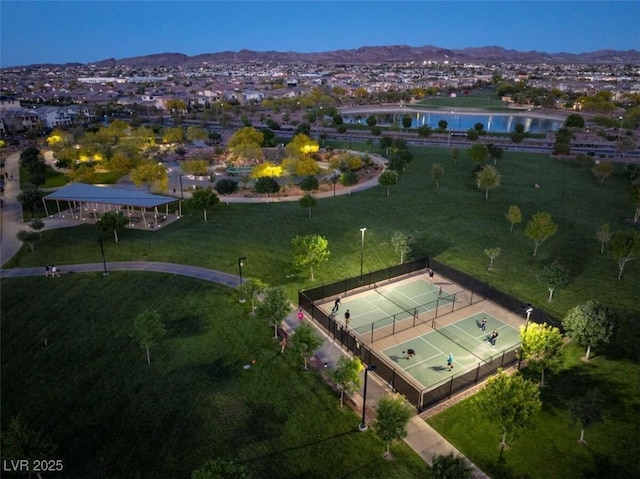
<box><xmin>341</xmin><ymin>111</ymin><xmax>564</xmax><ymax>133</ymax></box>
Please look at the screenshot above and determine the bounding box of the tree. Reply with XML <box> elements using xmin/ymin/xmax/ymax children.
<box><xmin>450</xmin><ymin>147</ymin><xmax>459</xmax><ymax>165</ymax></box>
<box><xmin>466</xmin><ymin>128</ymin><xmax>479</xmax><ymax>141</ymax></box>
<box><xmin>162</xmin><ymin>126</ymin><xmax>185</xmax><ymax>144</ymax></box>
<box><xmin>525</xmin><ymin>212</ymin><xmax>558</xmax><ymax>256</ymax></box>
<box><xmin>468</xmin><ymin>143</ymin><xmax>489</xmax><ymax>165</ymax></box>
<box><xmin>510</xmin><ymin>125</ymin><xmax>526</xmax><ymax>150</ymax></box>
<box><xmin>132</xmin><ymin>309</ymin><xmax>166</xmax><ymax>365</ymax></box>
<box><xmin>484</xmin><ymin>247</ymin><xmax>501</xmax><ymax>271</ymax></box>
<box><xmin>366</xmin><ymin>115</ymin><xmax>377</xmax><ymax>127</ymax></box>
<box><xmin>487</xmin><ymin>144</ymin><xmax>503</xmax><ymax>166</ymax></box>
<box><xmin>430</xmin><ymin>453</ymin><xmax>472</xmax><ymax>479</ymax></box>
<box><xmin>330</xmin><ymin>356</ymin><xmax>363</xmax><ymax>408</ymax></box>
<box><xmin>391</xmin><ymin>231</ymin><xmax>412</xmax><ymax>264</ymax></box>
<box><xmin>1</xmin><ymin>413</ymin><xmax>57</xmax><ymax>479</ymax></box>
<box><xmin>255</xmin><ymin>287</ymin><xmax>291</xmax><ymax>338</ymax></box>
<box><xmin>562</xmin><ymin>301</ymin><xmax>617</xmax><ymax>360</ymax></box>
<box><xmin>373</xmin><ymin>394</ymin><xmax>413</xmax><ymax>457</ymax></box>
<box><xmin>565</xmin><ymin>114</ymin><xmax>585</xmax><ymax>128</ymax></box>
<box><xmin>401</xmin><ymin>115</ymin><xmax>412</xmax><ymax>131</ymax></box>
<box><xmin>291</xmin><ymin>234</ymin><xmax>330</xmax><ymax>281</ymax></box>
<box><xmin>186</xmin><ymin>187</ymin><xmax>219</xmax><ymax>222</ymax></box>
<box><xmin>431</xmin><ymin>162</ymin><xmax>444</xmax><ymax>189</ymax></box>
<box><xmin>285</xmin><ymin>133</ymin><xmax>319</xmax><ymax>160</ymax></box>
<box><xmin>16</xmin><ymin>230</ymin><xmax>39</xmax><ymax>252</ymax></box>
<box><xmin>254</xmin><ymin>176</ymin><xmax>280</xmax><ymax>201</ymax></box>
<box><xmin>568</xmin><ymin>389</ymin><xmax>604</xmax><ymax>444</ymax></box>
<box><xmin>536</xmin><ymin>261</ymin><xmax>570</xmax><ymax>302</ymax></box>
<box><xmin>299</xmin><ymin>175</ymin><xmax>319</xmax><ymax>193</ymax></box>
<box><xmin>472</xmin><ymin>370</ymin><xmax>541</xmax><ymax>452</ymax></box>
<box><xmin>17</xmin><ymin>186</ymin><xmax>45</xmax><ymax>219</ymax></box>
<box><xmin>628</xmin><ymin>180</ymin><xmax>640</xmax><ymax>223</ymax></box>
<box><xmin>388</xmin><ymin>148</ymin><xmax>413</xmax><ymax>173</ymax></box>
<box><xmin>506</xmin><ymin>205</ymin><xmax>522</xmax><ymax>234</ymax></box>
<box><xmin>290</xmin><ymin>322</ymin><xmax>323</xmax><ymax>369</ymax></box>
<box><xmin>186</xmin><ymin>126</ymin><xmax>209</xmax><ymax>142</ymax></box>
<box><xmin>28</xmin><ymin>218</ymin><xmax>45</xmax><ymax>239</ymax></box>
<box><xmin>378</xmin><ymin>170</ymin><xmax>398</xmax><ymax>197</ymax></box>
<box><xmin>591</xmin><ymin>161</ymin><xmax>614</xmax><ymax>184</ymax></box>
<box><xmin>616</xmin><ymin>134</ymin><xmax>637</xmax><ymax>159</ymax></box>
<box><xmin>299</xmin><ymin>193</ymin><xmax>317</xmax><ymax>219</ymax></box>
<box><xmin>340</xmin><ymin>170</ymin><xmax>359</xmax><ymax>195</ymax></box>
<box><xmin>191</xmin><ymin>458</ymin><xmax>251</xmax><ymax>479</ymax></box>
<box><xmin>475</xmin><ymin>165</ymin><xmax>501</xmax><ymax>200</ymax></box>
<box><xmin>520</xmin><ymin>322</ymin><xmax>564</xmax><ymax>386</ymax></box>
<box><xmin>130</xmin><ymin>161</ymin><xmax>168</xmax><ymax>193</ymax></box>
<box><xmin>609</xmin><ymin>229</ymin><xmax>640</xmax><ymax>279</ymax></box>
<box><xmin>181</xmin><ymin>159</ymin><xmax>209</xmax><ymax>176</ymax></box>
<box><xmin>438</xmin><ymin>119</ymin><xmax>448</xmax><ymax>131</ymax></box>
<box><xmin>214</xmin><ymin>178</ymin><xmax>239</xmax><ymax>201</ymax></box>
<box><xmin>95</xmin><ymin>211</ymin><xmax>128</xmax><ymax>243</ymax></box>
<box><xmin>238</xmin><ymin>277</ymin><xmax>267</xmax><ymax>314</ymax></box>
<box><xmin>595</xmin><ymin>223</ymin><xmax>611</xmax><ymax>254</ymax></box>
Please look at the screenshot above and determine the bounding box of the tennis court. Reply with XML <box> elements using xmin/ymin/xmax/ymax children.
<box><xmin>381</xmin><ymin>311</ymin><xmax>520</xmax><ymax>388</ymax></box>
<box><xmin>324</xmin><ymin>276</ymin><xmax>462</xmax><ymax>336</ymax></box>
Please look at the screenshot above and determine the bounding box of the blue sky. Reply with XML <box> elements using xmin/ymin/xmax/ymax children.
<box><xmin>1</xmin><ymin>1</ymin><xmax>638</xmax><ymax>67</ymax></box>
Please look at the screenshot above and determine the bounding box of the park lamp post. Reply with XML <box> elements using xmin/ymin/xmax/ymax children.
<box><xmin>238</xmin><ymin>257</ymin><xmax>247</xmax><ymax>303</ymax></box>
<box><xmin>359</xmin><ymin>228</ymin><xmax>367</xmax><ymax>282</ymax></box>
<box><xmin>518</xmin><ymin>303</ymin><xmax>534</xmax><ymax>369</ymax></box>
<box><xmin>358</xmin><ymin>365</ymin><xmax>377</xmax><ymax>431</ymax></box>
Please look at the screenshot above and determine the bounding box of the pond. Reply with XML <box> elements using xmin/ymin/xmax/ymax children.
<box><xmin>341</xmin><ymin>110</ymin><xmax>564</xmax><ymax>133</ymax></box>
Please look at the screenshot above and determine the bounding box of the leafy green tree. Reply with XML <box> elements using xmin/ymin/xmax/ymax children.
<box><xmin>417</xmin><ymin>125</ymin><xmax>433</xmax><ymax>138</ymax></box>
<box><xmin>16</xmin><ymin>230</ymin><xmax>39</xmax><ymax>252</ymax></box>
<box><xmin>373</xmin><ymin>394</ymin><xmax>414</xmax><ymax>457</ymax></box>
<box><xmin>450</xmin><ymin>147</ymin><xmax>459</xmax><ymax>165</ymax></box>
<box><xmin>487</xmin><ymin>144</ymin><xmax>503</xmax><ymax>166</ymax></box>
<box><xmin>331</xmin><ymin>356</ymin><xmax>363</xmax><ymax>408</ymax></box>
<box><xmin>1</xmin><ymin>413</ymin><xmax>57</xmax><ymax>478</ymax></box>
<box><xmin>378</xmin><ymin>170</ymin><xmax>398</xmax><ymax>197</ymax></box>
<box><xmin>28</xmin><ymin>218</ymin><xmax>45</xmax><ymax>239</ymax></box>
<box><xmin>401</xmin><ymin>115</ymin><xmax>412</xmax><ymax>131</ymax></box>
<box><xmin>595</xmin><ymin>223</ymin><xmax>611</xmax><ymax>254</ymax></box>
<box><xmin>466</xmin><ymin>128</ymin><xmax>479</xmax><ymax>141</ymax></box>
<box><xmin>520</xmin><ymin>322</ymin><xmax>564</xmax><ymax>386</ymax></box>
<box><xmin>476</xmin><ymin>165</ymin><xmax>501</xmax><ymax>200</ymax></box>
<box><xmin>430</xmin><ymin>453</ymin><xmax>472</xmax><ymax>479</ymax></box>
<box><xmin>591</xmin><ymin>161</ymin><xmax>614</xmax><ymax>184</ymax></box>
<box><xmin>186</xmin><ymin>126</ymin><xmax>209</xmax><ymax>142</ymax></box>
<box><xmin>285</xmin><ymin>133</ymin><xmax>319</xmax><ymax>160</ymax></box>
<box><xmin>628</xmin><ymin>180</ymin><xmax>640</xmax><ymax>223</ymax></box>
<box><xmin>290</xmin><ymin>322</ymin><xmax>323</xmax><ymax>369</ymax></box>
<box><xmin>130</xmin><ymin>161</ymin><xmax>168</xmax><ymax>193</ymax></box>
<box><xmin>96</xmin><ymin>211</ymin><xmax>129</xmax><ymax>243</ymax></box>
<box><xmin>609</xmin><ymin>229</ymin><xmax>640</xmax><ymax>279</ymax></box>
<box><xmin>562</xmin><ymin>301</ymin><xmax>617</xmax><ymax>360</ymax></box>
<box><xmin>472</xmin><ymin>370</ymin><xmax>541</xmax><ymax>452</ymax></box>
<box><xmin>238</xmin><ymin>277</ymin><xmax>267</xmax><ymax>314</ymax></box>
<box><xmin>162</xmin><ymin>126</ymin><xmax>185</xmax><ymax>144</ymax></box>
<box><xmin>525</xmin><ymin>212</ymin><xmax>558</xmax><ymax>256</ymax></box>
<box><xmin>536</xmin><ymin>261</ymin><xmax>570</xmax><ymax>302</ymax></box>
<box><xmin>468</xmin><ymin>143</ymin><xmax>489</xmax><ymax>165</ymax></box>
<box><xmin>391</xmin><ymin>231</ymin><xmax>412</xmax><ymax>264</ymax></box>
<box><xmin>186</xmin><ymin>187</ymin><xmax>219</xmax><ymax>222</ymax></box>
<box><xmin>506</xmin><ymin>205</ymin><xmax>522</xmax><ymax>234</ymax></box>
<box><xmin>291</xmin><ymin>234</ymin><xmax>330</xmax><ymax>281</ymax></box>
<box><xmin>616</xmin><ymin>134</ymin><xmax>637</xmax><ymax>159</ymax></box>
<box><xmin>437</xmin><ymin>119</ymin><xmax>448</xmax><ymax>131</ymax></box>
<box><xmin>510</xmin><ymin>124</ymin><xmax>526</xmax><ymax>150</ymax></box>
<box><xmin>181</xmin><ymin>159</ymin><xmax>209</xmax><ymax>176</ymax></box>
<box><xmin>132</xmin><ymin>309</ymin><xmax>166</xmax><ymax>365</ymax></box>
<box><xmin>366</xmin><ymin>115</ymin><xmax>377</xmax><ymax>127</ymax></box>
<box><xmin>568</xmin><ymin>389</ymin><xmax>604</xmax><ymax>444</ymax></box>
<box><xmin>214</xmin><ymin>178</ymin><xmax>239</xmax><ymax>201</ymax></box>
<box><xmin>17</xmin><ymin>186</ymin><xmax>45</xmax><ymax>219</ymax></box>
<box><xmin>299</xmin><ymin>175</ymin><xmax>319</xmax><ymax>192</ymax></box>
<box><xmin>388</xmin><ymin>148</ymin><xmax>413</xmax><ymax>172</ymax></box>
<box><xmin>254</xmin><ymin>176</ymin><xmax>280</xmax><ymax>201</ymax></box>
<box><xmin>431</xmin><ymin>162</ymin><xmax>444</xmax><ymax>189</ymax></box>
<box><xmin>255</xmin><ymin>287</ymin><xmax>291</xmax><ymax>338</ymax></box>
<box><xmin>191</xmin><ymin>458</ymin><xmax>251</xmax><ymax>479</ymax></box>
<box><xmin>565</xmin><ymin>114</ymin><xmax>585</xmax><ymax>128</ymax></box>
<box><xmin>340</xmin><ymin>170</ymin><xmax>359</xmax><ymax>195</ymax></box>
<box><xmin>484</xmin><ymin>247</ymin><xmax>501</xmax><ymax>271</ymax></box>
<box><xmin>299</xmin><ymin>193</ymin><xmax>317</xmax><ymax>219</ymax></box>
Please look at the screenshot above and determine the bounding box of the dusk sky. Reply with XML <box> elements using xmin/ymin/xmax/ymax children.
<box><xmin>1</xmin><ymin>0</ymin><xmax>638</xmax><ymax>67</ymax></box>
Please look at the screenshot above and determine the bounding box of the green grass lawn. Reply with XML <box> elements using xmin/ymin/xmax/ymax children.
<box><xmin>416</xmin><ymin>89</ymin><xmax>510</xmax><ymax>111</ymax></box>
<box><xmin>1</xmin><ymin>273</ymin><xmax>426</xmax><ymax>479</ymax></box>
<box><xmin>426</xmin><ymin>343</ymin><xmax>640</xmax><ymax>479</ymax></box>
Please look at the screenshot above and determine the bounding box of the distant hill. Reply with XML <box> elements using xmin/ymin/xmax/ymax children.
<box><xmin>87</xmin><ymin>45</ymin><xmax>640</xmax><ymax>67</ymax></box>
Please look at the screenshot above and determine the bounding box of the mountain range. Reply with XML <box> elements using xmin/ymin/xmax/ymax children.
<box><xmin>87</xmin><ymin>45</ymin><xmax>640</xmax><ymax>68</ymax></box>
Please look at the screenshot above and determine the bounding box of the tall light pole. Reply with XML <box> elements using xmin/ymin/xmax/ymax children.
<box><xmin>359</xmin><ymin>227</ymin><xmax>367</xmax><ymax>282</ymax></box>
<box><xmin>238</xmin><ymin>256</ymin><xmax>247</xmax><ymax>303</ymax></box>
<box><xmin>358</xmin><ymin>365</ymin><xmax>377</xmax><ymax>431</ymax></box>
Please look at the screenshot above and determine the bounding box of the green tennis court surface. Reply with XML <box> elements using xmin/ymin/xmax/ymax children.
<box><xmin>330</xmin><ymin>277</ymin><xmax>454</xmax><ymax>334</ymax></box>
<box><xmin>382</xmin><ymin>312</ymin><xmax>520</xmax><ymax>389</ymax></box>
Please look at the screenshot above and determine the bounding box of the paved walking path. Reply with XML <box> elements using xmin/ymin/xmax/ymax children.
<box><xmin>0</xmin><ymin>150</ymin><xmax>489</xmax><ymax>478</ymax></box>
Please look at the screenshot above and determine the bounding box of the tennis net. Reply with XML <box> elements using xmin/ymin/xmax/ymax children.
<box><xmin>432</xmin><ymin>319</ymin><xmax>489</xmax><ymax>363</ymax></box>
<box><xmin>374</xmin><ymin>285</ymin><xmax>418</xmax><ymax>317</ymax></box>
